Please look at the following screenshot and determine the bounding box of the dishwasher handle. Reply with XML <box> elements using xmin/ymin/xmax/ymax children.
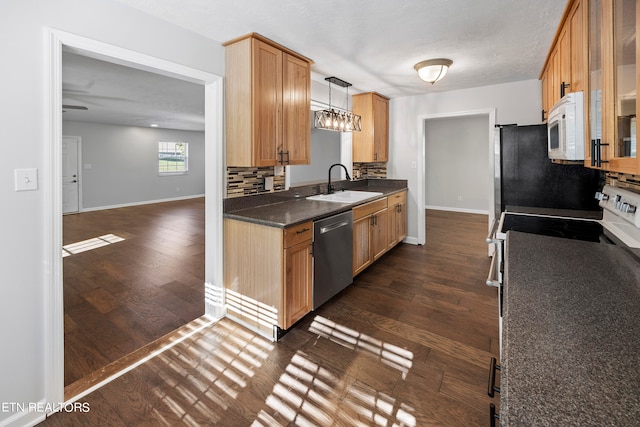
<box><xmin>320</xmin><ymin>221</ymin><xmax>350</xmax><ymax>234</ymax></box>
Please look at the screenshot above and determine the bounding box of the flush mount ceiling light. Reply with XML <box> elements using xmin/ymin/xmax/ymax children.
<box><xmin>414</xmin><ymin>58</ymin><xmax>453</xmax><ymax>84</ymax></box>
<box><xmin>314</xmin><ymin>76</ymin><xmax>362</xmax><ymax>132</ymax></box>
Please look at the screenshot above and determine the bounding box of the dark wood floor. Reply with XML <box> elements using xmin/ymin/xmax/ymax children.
<box><xmin>63</xmin><ymin>198</ymin><xmax>205</xmax><ymax>388</ymax></box>
<box><xmin>45</xmin><ymin>209</ymin><xmax>498</xmax><ymax>426</ymax></box>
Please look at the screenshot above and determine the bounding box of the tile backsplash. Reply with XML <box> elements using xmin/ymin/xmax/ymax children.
<box><xmin>226</xmin><ymin>163</ymin><xmax>388</xmax><ymax>198</ymax></box>
<box><xmin>353</xmin><ymin>162</ymin><xmax>387</xmax><ymax>179</ymax></box>
<box><xmin>226</xmin><ymin>167</ymin><xmax>285</xmax><ymax>198</ymax></box>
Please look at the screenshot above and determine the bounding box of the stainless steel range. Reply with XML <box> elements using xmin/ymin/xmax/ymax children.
<box><xmin>487</xmin><ymin>184</ymin><xmax>640</xmax><ymax>358</ymax></box>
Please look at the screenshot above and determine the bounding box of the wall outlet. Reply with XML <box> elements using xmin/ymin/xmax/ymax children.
<box><xmin>264</xmin><ymin>176</ymin><xmax>274</xmax><ymax>191</ymax></box>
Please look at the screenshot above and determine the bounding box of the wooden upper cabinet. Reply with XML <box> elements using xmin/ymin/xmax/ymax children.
<box><xmin>569</xmin><ymin>0</ymin><xmax>586</xmax><ymax>92</ymax></box>
<box><xmin>540</xmin><ymin>0</ymin><xmax>587</xmax><ymax>121</ymax></box>
<box><xmin>352</xmin><ymin>92</ymin><xmax>390</xmax><ymax>162</ymax></box>
<box><xmin>224</xmin><ymin>33</ymin><xmax>312</xmax><ymax>167</ymax></box>
<box><xmin>587</xmin><ymin>0</ymin><xmax>639</xmax><ymax>174</ymax></box>
<box><xmin>253</xmin><ymin>40</ymin><xmax>282</xmax><ymax>166</ymax></box>
<box><xmin>282</xmin><ymin>53</ymin><xmax>311</xmax><ymax>165</ymax></box>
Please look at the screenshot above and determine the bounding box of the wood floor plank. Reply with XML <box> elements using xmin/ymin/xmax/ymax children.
<box><xmin>63</xmin><ymin>198</ymin><xmax>205</xmax><ymax>388</ymax></box>
<box><xmin>43</xmin><ymin>209</ymin><xmax>500</xmax><ymax>426</ymax></box>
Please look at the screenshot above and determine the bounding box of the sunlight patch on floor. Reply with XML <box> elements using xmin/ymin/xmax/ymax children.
<box><xmin>62</xmin><ymin>233</ymin><xmax>125</xmax><ymax>257</ymax></box>
<box><xmin>309</xmin><ymin>315</ymin><xmax>414</xmax><ymax>378</ymax></box>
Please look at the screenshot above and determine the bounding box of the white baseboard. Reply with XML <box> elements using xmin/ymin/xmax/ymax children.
<box><xmin>403</xmin><ymin>236</ymin><xmax>419</xmax><ymax>245</ymax></box>
<box><xmin>81</xmin><ymin>194</ymin><xmax>205</xmax><ymax>212</ymax></box>
<box><xmin>0</xmin><ymin>399</ymin><xmax>46</xmax><ymax>427</ymax></box>
<box><xmin>425</xmin><ymin>205</ymin><xmax>489</xmax><ymax>215</ymax></box>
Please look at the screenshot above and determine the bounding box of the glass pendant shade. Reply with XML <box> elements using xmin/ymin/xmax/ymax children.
<box><xmin>314</xmin><ymin>76</ymin><xmax>362</xmax><ymax>132</ymax></box>
<box><xmin>314</xmin><ymin>109</ymin><xmax>362</xmax><ymax>132</ymax></box>
<box><xmin>414</xmin><ymin>59</ymin><xmax>453</xmax><ymax>84</ymax></box>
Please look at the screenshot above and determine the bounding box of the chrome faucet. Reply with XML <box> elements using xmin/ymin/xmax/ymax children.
<box><xmin>327</xmin><ymin>163</ymin><xmax>351</xmax><ymax>194</ymax></box>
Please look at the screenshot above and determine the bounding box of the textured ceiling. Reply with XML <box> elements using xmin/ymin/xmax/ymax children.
<box><xmin>62</xmin><ymin>51</ymin><xmax>204</xmax><ymax>131</ymax></box>
<box><xmin>64</xmin><ymin>0</ymin><xmax>568</xmax><ymax>131</ymax></box>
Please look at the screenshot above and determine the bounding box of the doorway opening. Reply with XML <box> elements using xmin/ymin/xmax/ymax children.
<box><xmin>46</xmin><ymin>29</ymin><xmax>224</xmax><ymax>405</ymax></box>
<box><xmin>417</xmin><ymin>109</ymin><xmax>495</xmax><ymax>245</ymax></box>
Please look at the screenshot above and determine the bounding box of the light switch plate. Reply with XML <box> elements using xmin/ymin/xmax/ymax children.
<box><xmin>15</xmin><ymin>168</ymin><xmax>38</xmax><ymax>191</ymax></box>
<box><xmin>264</xmin><ymin>176</ymin><xmax>274</xmax><ymax>191</ymax></box>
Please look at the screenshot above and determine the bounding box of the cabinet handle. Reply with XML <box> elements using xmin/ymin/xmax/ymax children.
<box><xmin>489</xmin><ymin>403</ymin><xmax>499</xmax><ymax>427</ymax></box>
<box><xmin>278</xmin><ymin>151</ymin><xmax>284</xmax><ymax>165</ymax></box>
<box><xmin>487</xmin><ymin>357</ymin><xmax>501</xmax><ymax>397</ymax></box>
<box><xmin>560</xmin><ymin>81</ymin><xmax>570</xmax><ymax>98</ymax></box>
<box><xmin>591</xmin><ymin>139</ymin><xmax>596</xmax><ymax>167</ymax></box>
<box><xmin>541</xmin><ymin>109</ymin><xmax>546</xmax><ymax>122</ymax></box>
<box><xmin>296</xmin><ymin>227</ymin><xmax>310</xmax><ymax>234</ymax></box>
<box><xmin>594</xmin><ymin>139</ymin><xmax>610</xmax><ymax>168</ymax></box>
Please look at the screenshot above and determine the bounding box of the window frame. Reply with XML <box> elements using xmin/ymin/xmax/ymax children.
<box><xmin>158</xmin><ymin>141</ymin><xmax>189</xmax><ymax>176</ymax></box>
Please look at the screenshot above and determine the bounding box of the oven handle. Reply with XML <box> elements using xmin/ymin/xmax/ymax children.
<box><xmin>486</xmin><ymin>253</ymin><xmax>500</xmax><ymax>288</ymax></box>
<box><xmin>486</xmin><ymin>218</ymin><xmax>501</xmax><ymax>243</ymax></box>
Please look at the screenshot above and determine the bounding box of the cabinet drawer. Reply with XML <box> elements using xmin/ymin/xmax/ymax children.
<box><xmin>388</xmin><ymin>191</ymin><xmax>406</xmax><ymax>205</ymax></box>
<box><xmin>284</xmin><ymin>221</ymin><xmax>312</xmax><ymax>248</ymax></box>
<box><xmin>353</xmin><ymin>198</ymin><xmax>388</xmax><ymax>220</ymax></box>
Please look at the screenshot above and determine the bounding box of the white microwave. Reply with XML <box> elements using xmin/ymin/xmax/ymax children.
<box><xmin>547</xmin><ymin>91</ymin><xmax>585</xmax><ymax>160</ymax></box>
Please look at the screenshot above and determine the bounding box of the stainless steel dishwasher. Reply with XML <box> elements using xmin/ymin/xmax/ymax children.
<box><xmin>313</xmin><ymin>210</ymin><xmax>353</xmax><ymax>309</ymax></box>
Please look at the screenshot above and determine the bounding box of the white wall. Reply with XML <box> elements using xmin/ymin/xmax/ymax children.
<box><xmin>424</xmin><ymin>115</ymin><xmax>489</xmax><ymax>212</ymax></box>
<box><xmin>0</xmin><ymin>1</ymin><xmax>223</xmax><ymax>425</ymax></box>
<box><xmin>388</xmin><ymin>79</ymin><xmax>542</xmax><ymax>242</ymax></box>
<box><xmin>289</xmin><ymin>123</ymin><xmax>341</xmax><ymax>186</ymax></box>
<box><xmin>63</xmin><ymin>121</ymin><xmax>205</xmax><ymax>209</ymax></box>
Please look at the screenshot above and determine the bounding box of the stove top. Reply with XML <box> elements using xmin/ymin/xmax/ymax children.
<box><xmin>499</xmin><ymin>213</ymin><xmax>614</xmax><ymax>244</ymax></box>
<box><xmin>497</xmin><ymin>185</ymin><xmax>640</xmax><ymax>248</ymax></box>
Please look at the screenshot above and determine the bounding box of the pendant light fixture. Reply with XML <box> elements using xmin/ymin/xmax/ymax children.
<box><xmin>414</xmin><ymin>58</ymin><xmax>453</xmax><ymax>84</ymax></box>
<box><xmin>314</xmin><ymin>77</ymin><xmax>362</xmax><ymax>132</ymax></box>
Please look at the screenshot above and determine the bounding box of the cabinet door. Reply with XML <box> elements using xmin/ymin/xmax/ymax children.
<box><xmin>587</xmin><ymin>0</ymin><xmax>604</xmax><ymax>167</ymax></box>
<box><xmin>549</xmin><ymin>46</ymin><xmax>561</xmax><ymax>108</ymax></box>
<box><xmin>541</xmin><ymin>65</ymin><xmax>550</xmax><ymax>122</ymax></box>
<box><xmin>283</xmin><ymin>239</ymin><xmax>312</xmax><ymax>329</ymax></box>
<box><xmin>608</xmin><ymin>0</ymin><xmax>638</xmax><ymax>173</ymax></box>
<box><xmin>373</xmin><ymin>94</ymin><xmax>389</xmax><ymax>162</ymax></box>
<box><xmin>252</xmin><ymin>38</ymin><xmax>282</xmax><ymax>166</ymax></box>
<box><xmin>371</xmin><ymin>208</ymin><xmax>388</xmax><ymax>261</ymax></box>
<box><xmin>570</xmin><ymin>0</ymin><xmax>586</xmax><ymax>92</ymax></box>
<box><xmin>282</xmin><ymin>53</ymin><xmax>311</xmax><ymax>165</ymax></box>
<box><xmin>352</xmin><ymin>92</ymin><xmax>389</xmax><ymax>163</ymax></box>
<box><xmin>353</xmin><ymin>215</ymin><xmax>373</xmax><ymax>276</ymax></box>
<box><xmin>387</xmin><ymin>191</ymin><xmax>407</xmax><ymax>249</ymax></box>
<box><xmin>395</xmin><ymin>193</ymin><xmax>408</xmax><ymax>244</ymax></box>
<box><xmin>388</xmin><ymin>202</ymin><xmax>399</xmax><ymax>248</ymax></box>
<box><xmin>558</xmin><ymin>24</ymin><xmax>572</xmax><ymax>97</ymax></box>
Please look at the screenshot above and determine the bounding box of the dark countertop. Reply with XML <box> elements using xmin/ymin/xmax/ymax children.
<box><xmin>502</xmin><ymin>231</ymin><xmax>640</xmax><ymax>426</ymax></box>
<box><xmin>224</xmin><ymin>179</ymin><xmax>408</xmax><ymax>228</ymax></box>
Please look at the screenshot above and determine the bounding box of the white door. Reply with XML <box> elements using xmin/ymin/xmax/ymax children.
<box><xmin>62</xmin><ymin>136</ymin><xmax>80</xmax><ymax>214</ymax></box>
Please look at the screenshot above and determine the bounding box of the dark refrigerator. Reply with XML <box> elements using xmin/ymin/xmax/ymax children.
<box><xmin>494</xmin><ymin>124</ymin><xmax>602</xmax><ymax>217</ymax></box>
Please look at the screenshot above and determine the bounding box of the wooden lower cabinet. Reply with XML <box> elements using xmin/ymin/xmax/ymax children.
<box><xmin>283</xmin><ymin>226</ymin><xmax>313</xmax><ymax>329</ymax></box>
<box><xmin>224</xmin><ymin>219</ymin><xmax>312</xmax><ymax>337</ymax></box>
<box><xmin>352</xmin><ymin>197</ymin><xmax>388</xmax><ymax>276</ymax></box>
<box><xmin>352</xmin><ymin>191</ymin><xmax>408</xmax><ymax>276</ymax></box>
<box><xmin>388</xmin><ymin>190</ymin><xmax>408</xmax><ymax>248</ymax></box>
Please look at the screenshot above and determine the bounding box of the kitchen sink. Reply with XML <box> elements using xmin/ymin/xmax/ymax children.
<box><xmin>306</xmin><ymin>190</ymin><xmax>383</xmax><ymax>203</ymax></box>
